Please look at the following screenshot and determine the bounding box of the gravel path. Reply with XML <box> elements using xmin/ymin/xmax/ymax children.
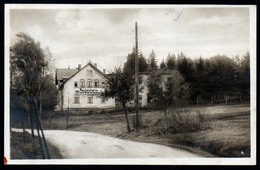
<box><xmin>12</xmin><ymin>129</ymin><xmax>202</xmax><ymax>158</ymax></box>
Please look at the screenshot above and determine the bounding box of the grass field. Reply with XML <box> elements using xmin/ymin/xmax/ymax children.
<box><xmin>40</xmin><ymin>104</ymin><xmax>250</xmax><ymax>157</ymax></box>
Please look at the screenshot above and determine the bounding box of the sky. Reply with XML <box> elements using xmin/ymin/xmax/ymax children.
<box><xmin>8</xmin><ymin>5</ymin><xmax>251</xmax><ymax>73</ymax></box>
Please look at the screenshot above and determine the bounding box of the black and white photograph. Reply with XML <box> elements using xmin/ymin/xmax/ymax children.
<box><xmin>4</xmin><ymin>4</ymin><xmax>256</xmax><ymax>165</ymax></box>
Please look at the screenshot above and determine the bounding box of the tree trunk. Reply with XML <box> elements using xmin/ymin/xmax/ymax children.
<box><xmin>122</xmin><ymin>102</ymin><xmax>131</xmax><ymax>133</ymax></box>
<box><xmin>33</xmin><ymin>97</ymin><xmax>51</xmax><ymax>159</ymax></box>
<box><xmin>39</xmin><ymin>91</ymin><xmax>42</xmax><ymax>119</ymax></box>
<box><xmin>66</xmin><ymin>108</ymin><xmax>69</xmax><ymax>130</ymax></box>
<box><xmin>211</xmin><ymin>96</ymin><xmax>214</xmax><ymax>104</ymax></box>
<box><xmin>29</xmin><ymin>96</ymin><xmax>35</xmax><ymax>138</ymax></box>
<box><xmin>163</xmin><ymin>105</ymin><xmax>167</xmax><ymax>117</ymax></box>
<box><xmin>239</xmin><ymin>91</ymin><xmax>242</xmax><ymax>103</ymax></box>
<box><xmin>36</xmin><ymin>114</ymin><xmax>45</xmax><ymax>159</ymax></box>
<box><xmin>48</xmin><ymin>111</ymin><xmax>51</xmax><ymax>129</ymax></box>
<box><xmin>162</xmin><ymin>100</ymin><xmax>167</xmax><ymax>117</ymax></box>
<box><xmin>225</xmin><ymin>95</ymin><xmax>228</xmax><ymax>104</ymax></box>
<box><xmin>21</xmin><ymin>118</ymin><xmax>25</xmax><ymax>133</ymax></box>
<box><xmin>197</xmin><ymin>97</ymin><xmax>199</xmax><ymax>105</ymax></box>
<box><xmin>33</xmin><ymin>97</ymin><xmax>45</xmax><ymax>159</ymax></box>
<box><xmin>38</xmin><ymin>116</ymin><xmax>51</xmax><ymax>159</ymax></box>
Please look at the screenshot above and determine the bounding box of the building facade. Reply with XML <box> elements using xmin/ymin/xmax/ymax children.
<box><xmin>137</xmin><ymin>72</ymin><xmax>175</xmax><ymax>107</ymax></box>
<box><xmin>55</xmin><ymin>62</ymin><xmax>115</xmax><ymax>111</ymax></box>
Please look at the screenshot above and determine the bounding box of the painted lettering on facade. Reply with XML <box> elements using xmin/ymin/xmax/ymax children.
<box><xmin>75</xmin><ymin>88</ymin><xmax>104</xmax><ymax>95</ymax></box>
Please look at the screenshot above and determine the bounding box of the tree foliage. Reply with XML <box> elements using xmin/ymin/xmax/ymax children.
<box><xmin>10</xmin><ymin>32</ymin><xmax>57</xmax><ymax>109</ymax></box>
<box><xmin>147</xmin><ymin>69</ymin><xmax>190</xmax><ymax>115</ymax></box>
<box><xmin>123</xmin><ymin>53</ymin><xmax>148</xmax><ymax>75</ymax></box>
<box><xmin>166</xmin><ymin>53</ymin><xmax>176</xmax><ymax>70</ymax></box>
<box><xmin>148</xmin><ymin>50</ymin><xmax>158</xmax><ymax>70</ymax></box>
<box><xmin>104</xmin><ymin>68</ymin><xmax>134</xmax><ymax>133</ymax></box>
<box><xmin>160</xmin><ymin>59</ymin><xmax>166</xmax><ymax>69</ymax></box>
<box><xmin>10</xmin><ymin>32</ymin><xmax>54</xmax><ymax>159</ymax></box>
<box><xmin>176</xmin><ymin>53</ymin><xmax>195</xmax><ymax>83</ymax></box>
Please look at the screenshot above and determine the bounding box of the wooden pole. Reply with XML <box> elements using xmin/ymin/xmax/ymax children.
<box><xmin>135</xmin><ymin>21</ymin><xmax>139</xmax><ymax>131</ymax></box>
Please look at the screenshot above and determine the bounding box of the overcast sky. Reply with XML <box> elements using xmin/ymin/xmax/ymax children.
<box><xmin>8</xmin><ymin>5</ymin><xmax>250</xmax><ymax>72</ymax></box>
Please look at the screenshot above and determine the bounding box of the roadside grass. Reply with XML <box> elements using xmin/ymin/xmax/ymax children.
<box><xmin>170</xmin><ymin>112</ymin><xmax>250</xmax><ymax>157</ymax></box>
<box><xmin>135</xmin><ymin>108</ymin><xmax>250</xmax><ymax>157</ymax></box>
<box><xmin>165</xmin><ymin>109</ymin><xmax>213</xmax><ymax>134</ymax></box>
<box><xmin>11</xmin><ymin>131</ymin><xmax>63</xmax><ymax>159</ymax></box>
<box><xmin>40</xmin><ymin>104</ymin><xmax>250</xmax><ymax>157</ymax></box>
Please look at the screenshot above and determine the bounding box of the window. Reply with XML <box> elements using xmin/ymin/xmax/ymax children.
<box><xmin>87</xmin><ymin>70</ymin><xmax>92</xmax><ymax>73</ymax></box>
<box><xmin>80</xmin><ymin>79</ymin><xmax>85</xmax><ymax>87</ymax></box>
<box><xmin>88</xmin><ymin>96</ymin><xmax>93</xmax><ymax>104</ymax></box>
<box><xmin>138</xmin><ymin>95</ymin><xmax>142</xmax><ymax>106</ymax></box>
<box><xmin>94</xmin><ymin>79</ymin><xmax>99</xmax><ymax>87</ymax></box>
<box><xmin>74</xmin><ymin>81</ymin><xmax>78</xmax><ymax>87</ymax></box>
<box><xmin>74</xmin><ymin>94</ymin><xmax>80</xmax><ymax>104</ymax></box>
<box><xmin>87</xmin><ymin>79</ymin><xmax>92</xmax><ymax>87</ymax></box>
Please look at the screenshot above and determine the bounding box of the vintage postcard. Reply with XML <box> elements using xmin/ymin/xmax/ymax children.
<box><xmin>4</xmin><ymin>4</ymin><xmax>256</xmax><ymax>165</ymax></box>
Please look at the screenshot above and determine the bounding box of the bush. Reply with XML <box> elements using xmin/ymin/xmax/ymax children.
<box><xmin>165</xmin><ymin>109</ymin><xmax>213</xmax><ymax>134</ymax></box>
<box><xmin>132</xmin><ymin>114</ymin><xmax>147</xmax><ymax>129</ymax></box>
<box><xmin>143</xmin><ymin>101</ymin><xmax>162</xmax><ymax>110</ymax></box>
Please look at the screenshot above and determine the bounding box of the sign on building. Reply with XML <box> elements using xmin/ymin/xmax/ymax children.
<box><xmin>75</xmin><ymin>88</ymin><xmax>104</xmax><ymax>95</ymax></box>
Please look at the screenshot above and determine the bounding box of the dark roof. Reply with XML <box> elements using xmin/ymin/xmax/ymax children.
<box><xmin>55</xmin><ymin>68</ymin><xmax>78</xmax><ymax>85</ymax></box>
<box><xmin>55</xmin><ymin>62</ymin><xmax>107</xmax><ymax>86</ymax></box>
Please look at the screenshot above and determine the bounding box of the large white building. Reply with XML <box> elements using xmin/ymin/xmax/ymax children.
<box><xmin>55</xmin><ymin>62</ymin><xmax>172</xmax><ymax>111</ymax></box>
<box><xmin>55</xmin><ymin>62</ymin><xmax>115</xmax><ymax>111</ymax></box>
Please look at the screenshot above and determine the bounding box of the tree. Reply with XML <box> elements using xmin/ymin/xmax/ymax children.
<box><xmin>193</xmin><ymin>57</ymin><xmax>206</xmax><ymax>104</ymax></box>
<box><xmin>63</xmin><ymin>86</ymin><xmax>73</xmax><ymax>130</ymax></box>
<box><xmin>166</xmin><ymin>53</ymin><xmax>176</xmax><ymax>70</ymax></box>
<box><xmin>147</xmin><ymin>69</ymin><xmax>190</xmax><ymax>115</ymax></box>
<box><xmin>10</xmin><ymin>32</ymin><xmax>51</xmax><ymax>159</ymax></box>
<box><xmin>139</xmin><ymin>54</ymin><xmax>148</xmax><ymax>72</ymax></box>
<box><xmin>104</xmin><ymin>68</ymin><xmax>134</xmax><ymax>133</ymax></box>
<box><xmin>147</xmin><ymin>50</ymin><xmax>158</xmax><ymax>70</ymax></box>
<box><xmin>160</xmin><ymin>59</ymin><xmax>166</xmax><ymax>69</ymax></box>
<box><xmin>11</xmin><ymin>32</ymin><xmax>46</xmax><ymax>136</ymax></box>
<box><xmin>176</xmin><ymin>53</ymin><xmax>195</xmax><ymax>83</ymax></box>
<box><xmin>205</xmin><ymin>55</ymin><xmax>237</xmax><ymax>104</ymax></box>
<box><xmin>233</xmin><ymin>52</ymin><xmax>250</xmax><ymax>102</ymax></box>
<box><xmin>41</xmin><ymin>75</ymin><xmax>58</xmax><ymax>110</ymax></box>
<box><xmin>240</xmin><ymin>52</ymin><xmax>250</xmax><ymax>92</ymax></box>
<box><xmin>123</xmin><ymin>53</ymin><xmax>148</xmax><ymax>76</ymax></box>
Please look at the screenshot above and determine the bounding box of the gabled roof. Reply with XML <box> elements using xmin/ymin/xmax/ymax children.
<box><xmin>55</xmin><ymin>68</ymin><xmax>78</xmax><ymax>85</ymax></box>
<box><xmin>56</xmin><ymin>62</ymin><xmax>107</xmax><ymax>86</ymax></box>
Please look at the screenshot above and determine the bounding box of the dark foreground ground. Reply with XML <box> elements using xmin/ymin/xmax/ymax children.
<box><xmin>11</xmin><ymin>131</ymin><xmax>63</xmax><ymax>159</ymax></box>
<box><xmin>39</xmin><ymin>104</ymin><xmax>250</xmax><ymax>158</ymax></box>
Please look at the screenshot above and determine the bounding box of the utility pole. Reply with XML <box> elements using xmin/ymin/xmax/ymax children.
<box><xmin>135</xmin><ymin>21</ymin><xmax>139</xmax><ymax>132</ymax></box>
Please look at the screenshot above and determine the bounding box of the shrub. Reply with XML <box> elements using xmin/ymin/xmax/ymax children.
<box><xmin>132</xmin><ymin>114</ymin><xmax>147</xmax><ymax>129</ymax></box>
<box><xmin>143</xmin><ymin>100</ymin><xmax>163</xmax><ymax>111</ymax></box>
<box><xmin>165</xmin><ymin>109</ymin><xmax>214</xmax><ymax>134</ymax></box>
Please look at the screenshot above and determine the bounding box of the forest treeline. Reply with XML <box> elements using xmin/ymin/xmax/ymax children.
<box><xmin>123</xmin><ymin>50</ymin><xmax>250</xmax><ymax>105</ymax></box>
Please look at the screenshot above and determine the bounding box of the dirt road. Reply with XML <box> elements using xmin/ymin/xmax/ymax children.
<box><xmin>12</xmin><ymin>129</ymin><xmax>202</xmax><ymax>158</ymax></box>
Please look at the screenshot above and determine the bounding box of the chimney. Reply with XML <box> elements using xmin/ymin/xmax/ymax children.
<box><xmin>103</xmin><ymin>69</ymin><xmax>106</xmax><ymax>74</ymax></box>
<box><xmin>78</xmin><ymin>64</ymin><xmax>81</xmax><ymax>70</ymax></box>
<box><xmin>94</xmin><ymin>63</ymin><xmax>97</xmax><ymax>68</ymax></box>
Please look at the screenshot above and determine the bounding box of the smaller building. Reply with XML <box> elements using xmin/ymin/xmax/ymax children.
<box><xmin>137</xmin><ymin>71</ymin><xmax>175</xmax><ymax>107</ymax></box>
<box><xmin>55</xmin><ymin>62</ymin><xmax>115</xmax><ymax>111</ymax></box>
<box><xmin>138</xmin><ymin>73</ymin><xmax>149</xmax><ymax>107</ymax></box>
